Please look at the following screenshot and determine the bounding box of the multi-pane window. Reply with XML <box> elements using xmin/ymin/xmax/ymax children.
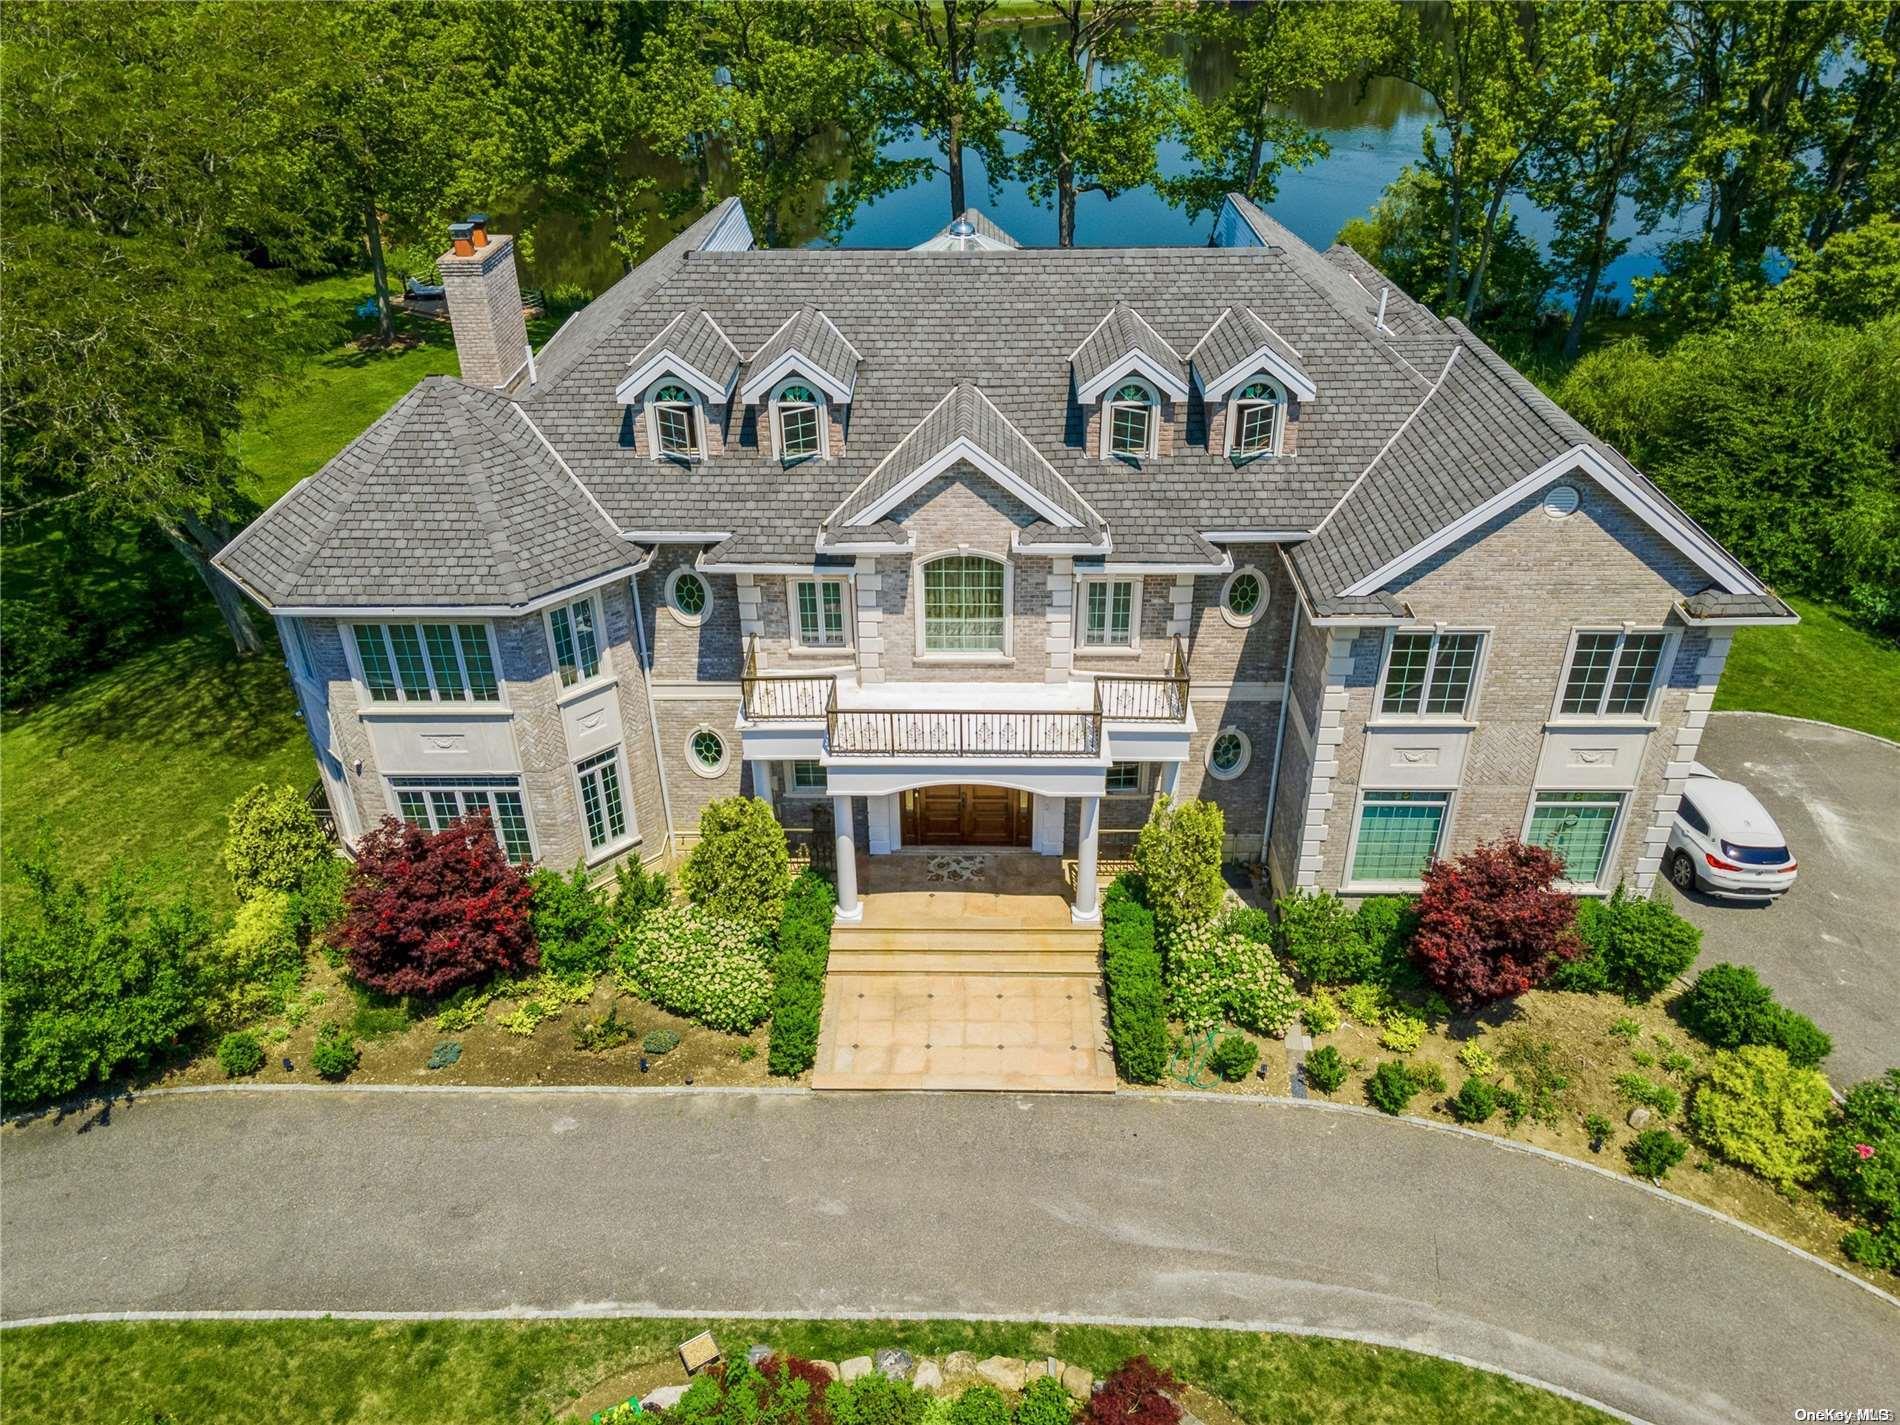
<box><xmin>1230</xmin><ymin>380</ymin><xmax>1281</xmax><ymax>455</ymax></box>
<box><xmin>922</xmin><ymin>555</ymin><xmax>1006</xmax><ymax>653</ymax></box>
<box><xmin>1558</xmin><ymin>630</ymin><xmax>1668</xmax><ymax>718</ymax></box>
<box><xmin>546</xmin><ymin>595</ymin><xmax>604</xmax><ymax>688</ymax></box>
<box><xmin>1351</xmin><ymin>790</ymin><xmax>1450</xmax><ymax>883</ymax></box>
<box><xmin>1105</xmin><ymin>762</ymin><xmax>1144</xmax><ymax>794</ymax></box>
<box><xmin>1380</xmin><ymin>630</ymin><xmax>1483</xmax><ymax>718</ymax></box>
<box><xmin>1079</xmin><ymin>579</ymin><xmax>1136</xmax><ymax>648</ymax></box>
<box><xmin>776</xmin><ymin>384</ymin><xmax>821</xmax><ymax>460</ymax></box>
<box><xmin>1526</xmin><ymin>790</ymin><xmax>1624</xmax><ymax>885</ymax></box>
<box><xmin>575</xmin><ymin>747</ymin><xmax>630</xmax><ymax>852</ymax></box>
<box><xmin>352</xmin><ymin>623</ymin><xmax>499</xmax><ymax>703</ymax></box>
<box><xmin>793</xmin><ymin>578</ymin><xmax>848</xmax><ymax>648</ymax></box>
<box><xmin>1224</xmin><ymin>570</ymin><xmax>1262</xmax><ymax>620</ymax></box>
<box><xmin>390</xmin><ymin>775</ymin><xmax>533</xmax><ymax>861</ymax></box>
<box><xmin>652</xmin><ymin>384</ymin><xmax>699</xmax><ymax>456</ymax></box>
<box><xmin>667</xmin><ymin>569</ymin><xmax>709</xmax><ymax>621</ymax></box>
<box><xmin>789</xmin><ymin>759</ymin><xmax>826</xmax><ymax>792</ymax></box>
<box><xmin>1207</xmin><ymin>729</ymin><xmax>1250</xmax><ymax>778</ymax></box>
<box><xmin>1108</xmin><ymin>382</ymin><xmax>1154</xmax><ymax>457</ymax></box>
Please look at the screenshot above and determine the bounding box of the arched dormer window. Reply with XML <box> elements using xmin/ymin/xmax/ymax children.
<box><xmin>772</xmin><ymin>380</ymin><xmax>824</xmax><ymax>462</ymax></box>
<box><xmin>1228</xmin><ymin>376</ymin><xmax>1285</xmax><ymax>458</ymax></box>
<box><xmin>1107</xmin><ymin>381</ymin><xmax>1156</xmax><ymax>459</ymax></box>
<box><xmin>648</xmin><ymin>381</ymin><xmax>701</xmax><ymax>459</ymax></box>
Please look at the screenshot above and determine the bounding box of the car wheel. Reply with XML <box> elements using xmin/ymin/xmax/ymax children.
<box><xmin>1668</xmin><ymin>850</ymin><xmax>1697</xmax><ymax>893</ymax></box>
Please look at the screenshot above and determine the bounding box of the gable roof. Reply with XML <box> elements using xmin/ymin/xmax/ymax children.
<box><xmin>912</xmin><ymin>208</ymin><xmax>1022</xmax><ymax>251</ymax></box>
<box><xmin>1070</xmin><ymin>303</ymin><xmax>1189</xmax><ymax>402</ymax></box>
<box><xmin>1189</xmin><ymin>306</ymin><xmax>1316</xmax><ymax>402</ymax></box>
<box><xmin>828</xmin><ymin>382</ymin><xmax>1106</xmax><ymax>542</ymax></box>
<box><xmin>615</xmin><ymin>308</ymin><xmax>741</xmax><ymax>404</ymax></box>
<box><xmin>738</xmin><ymin>305</ymin><xmax>861</xmax><ymax>405</ymax></box>
<box><xmin>213</xmin><ymin>378</ymin><xmax>636</xmax><ymax>611</ymax></box>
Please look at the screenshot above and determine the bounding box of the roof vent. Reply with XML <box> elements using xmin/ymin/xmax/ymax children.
<box><xmin>949</xmin><ymin>218</ymin><xmax>976</xmax><ymax>237</ymax></box>
<box><xmin>1543</xmin><ymin>483</ymin><xmax>1581</xmax><ymax>519</ymax></box>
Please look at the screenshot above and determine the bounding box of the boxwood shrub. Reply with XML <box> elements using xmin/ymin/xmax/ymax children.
<box><xmin>1556</xmin><ymin>888</ymin><xmax>1700</xmax><ymax>1001</ymax></box>
<box><xmin>1303</xmin><ymin>1043</ymin><xmax>1348</xmax><ymax>1094</ymax></box>
<box><xmin>621</xmin><ymin>904</ymin><xmax>773</xmax><ymax>1033</ymax></box>
<box><xmin>1102</xmin><ymin>876</ymin><xmax>1168</xmax><ymax>1085</ymax></box>
<box><xmin>1210</xmin><ymin>1032</ymin><xmax>1259</xmax><ymax>1082</ymax></box>
<box><xmin>1678</xmin><ymin>962</ymin><xmax>1832</xmax><ymax>1068</ymax></box>
<box><xmin>1366</xmin><ymin>1059</ymin><xmax>1418</xmax><ymax>1115</ymax></box>
<box><xmin>1273</xmin><ymin>889</ymin><xmax>1376</xmax><ymax>984</ymax></box>
<box><xmin>768</xmin><ymin>870</ymin><xmax>835</xmax><ymax>1076</ymax></box>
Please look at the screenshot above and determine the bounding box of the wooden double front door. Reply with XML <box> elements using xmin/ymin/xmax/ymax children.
<box><xmin>900</xmin><ymin>785</ymin><xmax>1032</xmax><ymax>847</ymax></box>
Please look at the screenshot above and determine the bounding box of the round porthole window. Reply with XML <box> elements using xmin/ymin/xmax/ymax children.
<box><xmin>1543</xmin><ymin>483</ymin><xmax>1581</xmax><ymax>520</ymax></box>
<box><xmin>1219</xmin><ymin>566</ymin><xmax>1268</xmax><ymax>628</ymax></box>
<box><xmin>687</xmin><ymin>726</ymin><xmax>728</xmax><ymax>778</ymax></box>
<box><xmin>1205</xmin><ymin>727</ymin><xmax>1251</xmax><ymax>780</ymax></box>
<box><xmin>665</xmin><ymin>567</ymin><xmax>711</xmax><ymax>624</ymax></box>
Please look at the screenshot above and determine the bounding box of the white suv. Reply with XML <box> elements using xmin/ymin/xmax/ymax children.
<box><xmin>1666</xmin><ymin>766</ymin><xmax>1798</xmax><ymax>899</ymax></box>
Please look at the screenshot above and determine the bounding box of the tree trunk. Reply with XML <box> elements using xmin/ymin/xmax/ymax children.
<box><xmin>947</xmin><ymin>111</ymin><xmax>967</xmax><ymax>216</ymax></box>
<box><xmin>363</xmin><ymin>202</ymin><xmax>394</xmax><ymax>343</ymax></box>
<box><xmin>1563</xmin><ymin>197</ymin><xmax>1619</xmax><ymax>361</ymax></box>
<box><xmin>162</xmin><ymin>513</ymin><xmax>262</xmax><ymax>656</ymax></box>
<box><xmin>1057</xmin><ymin>157</ymin><xmax>1077</xmax><ymax>247</ymax></box>
<box><xmin>1244</xmin><ymin>92</ymin><xmax>1269</xmax><ymax>192</ymax></box>
<box><xmin>1461</xmin><ymin>170</ymin><xmax>1512</xmax><ymax>323</ymax></box>
<box><xmin>1444</xmin><ymin>172</ymin><xmax>1465</xmax><ymax>308</ymax></box>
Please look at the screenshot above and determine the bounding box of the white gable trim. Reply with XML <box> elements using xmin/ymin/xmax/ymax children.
<box><xmin>1196</xmin><ymin>345</ymin><xmax>1317</xmax><ymax>403</ymax></box>
<box><xmin>1340</xmin><ymin>445</ymin><xmax>1765</xmax><ymax>598</ymax></box>
<box><xmin>738</xmin><ymin>348</ymin><xmax>853</xmax><ymax>406</ymax></box>
<box><xmin>1075</xmin><ymin>350</ymin><xmax>1190</xmax><ymax>404</ymax></box>
<box><xmin>848</xmin><ymin>436</ymin><xmax>1080</xmax><ymax>529</ymax></box>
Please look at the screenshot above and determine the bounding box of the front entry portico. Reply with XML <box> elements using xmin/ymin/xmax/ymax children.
<box><xmin>900</xmin><ymin>785</ymin><xmax>1032</xmax><ymax>847</ymax></box>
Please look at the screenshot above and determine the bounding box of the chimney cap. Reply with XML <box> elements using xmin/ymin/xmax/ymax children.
<box><xmin>466</xmin><ymin>212</ymin><xmax>489</xmax><ymax>226</ymax></box>
<box><xmin>448</xmin><ymin>221</ymin><xmax>474</xmax><ymax>240</ymax></box>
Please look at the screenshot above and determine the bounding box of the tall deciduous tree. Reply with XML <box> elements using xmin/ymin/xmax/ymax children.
<box><xmin>1806</xmin><ymin>1</ymin><xmax>1900</xmax><ymax>247</ymax></box>
<box><xmin>1165</xmin><ymin>0</ymin><xmax>1393</xmax><ymax>221</ymax></box>
<box><xmin>990</xmin><ymin>1</ymin><xmax>1185</xmax><ymax>247</ymax></box>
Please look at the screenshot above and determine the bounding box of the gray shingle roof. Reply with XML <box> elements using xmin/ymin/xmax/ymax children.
<box><xmin>1070</xmin><ymin>303</ymin><xmax>1187</xmax><ymax>398</ymax></box>
<box><xmin>1189</xmin><ymin>306</ymin><xmax>1310</xmax><ymax>397</ymax></box>
<box><xmin>625</xmin><ymin>308</ymin><xmax>741</xmax><ymax>397</ymax></box>
<box><xmin>742</xmin><ymin>305</ymin><xmax>860</xmax><ymax>401</ymax></box>
<box><xmin>214</xmin><ymin>378</ymin><xmax>636</xmax><ymax>609</ymax></box>
<box><xmin>914</xmin><ymin>208</ymin><xmax>1021</xmax><ymax>250</ymax></box>
<box><xmin>1681</xmin><ymin>589</ymin><xmax>1796</xmax><ymax>621</ymax></box>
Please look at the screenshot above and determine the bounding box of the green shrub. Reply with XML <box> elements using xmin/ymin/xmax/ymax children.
<box><xmin>948</xmin><ymin>1385</ymin><xmax>1011</xmax><ymax>1425</ymax></box>
<box><xmin>1760</xmin><ymin>1004</ymin><xmax>1833</xmax><ymax>1070</ymax></box>
<box><xmin>1457</xmin><ymin>1040</ymin><xmax>1496</xmax><ymax>1075</ymax></box>
<box><xmin>1366</xmin><ymin>1060</ymin><xmax>1418</xmax><ymax>1115</ymax></box>
<box><xmin>1494</xmin><ymin>1087</ymin><xmax>1527</xmax><ymax>1126</ymax></box>
<box><xmin>1339</xmin><ymin>981</ymin><xmax>1385</xmax><ymax>1027</ymax></box>
<box><xmin>202</xmin><ymin>889</ymin><xmax>303</xmax><ymax>1029</ymax></box>
<box><xmin>222</xmin><ymin>784</ymin><xmax>331</xmax><ymax>901</ymax></box>
<box><xmin>611</xmin><ymin>859</ymin><xmax>671</xmax><ymax>933</ymax></box>
<box><xmin>768</xmin><ymin>870</ymin><xmax>834</xmax><ymax>1076</ymax></box>
<box><xmin>1133</xmin><ymin>794</ymin><xmax>1226</xmax><ymax>937</ymax></box>
<box><xmin>1273</xmin><ymin>890</ymin><xmax>1375</xmax><ymax>984</ymax></box>
<box><xmin>829</xmin><ymin>1370</ymin><xmax>927</xmax><ymax>1425</ymax></box>
<box><xmin>1102</xmin><ymin>877</ymin><xmax>1168</xmax><ymax>1084</ymax></box>
<box><xmin>427</xmin><ymin>1040</ymin><xmax>463</xmax><ymax>1069</ymax></box>
<box><xmin>1625</xmin><ymin>1127</ymin><xmax>1688</xmax><ymax>1181</ymax></box>
<box><xmin>1549</xmin><ymin>899</ymin><xmax>1612</xmax><ymax>994</ymax></box>
<box><xmin>1165</xmin><ymin>921</ymin><xmax>1298</xmax><ymax>1036</ymax></box>
<box><xmin>643</xmin><ymin>1027</ymin><xmax>680</xmax><ymax>1055</ymax></box>
<box><xmin>1678</xmin><ymin>963</ymin><xmax>1831</xmax><ymax>1067</ymax></box>
<box><xmin>1608</xmin><ymin>1017</ymin><xmax>1642</xmax><ymax>1042</ymax></box>
<box><xmin>1411</xmin><ymin>1060</ymin><xmax>1446</xmax><ymax>1094</ymax></box>
<box><xmin>1614</xmin><ymin>1072</ymin><xmax>1682</xmax><ymax>1119</ymax></box>
<box><xmin>1689</xmin><ymin>1044</ymin><xmax>1834</xmax><ymax>1191</ymax></box>
<box><xmin>1450</xmin><ymin>1076</ymin><xmax>1498</xmax><ymax>1124</ymax></box>
<box><xmin>1016</xmin><ymin>1374</ymin><xmax>1075</xmax><ymax>1425</ymax></box>
<box><xmin>620</xmin><ymin>904</ymin><xmax>772</xmax><ymax>1033</ymax></box>
<box><xmin>1826</xmin><ymin>1068</ymin><xmax>1900</xmax><ymax>1256</ymax></box>
<box><xmin>217</xmin><ymin>1030</ymin><xmax>265</xmax><ymax>1078</ymax></box>
<box><xmin>1303</xmin><ymin>1043</ymin><xmax>1348</xmax><ymax>1094</ymax></box>
<box><xmin>1220</xmin><ymin>906</ymin><xmax>1274</xmax><ymax>944</ymax></box>
<box><xmin>1210</xmin><ymin>1033</ymin><xmax>1259</xmax><ymax>1082</ymax></box>
<box><xmin>530</xmin><ymin>864</ymin><xmax>616</xmax><ymax>977</ymax></box>
<box><xmin>1379</xmin><ymin>1011</ymin><xmax>1425</xmax><ymax>1053</ymax></box>
<box><xmin>1594</xmin><ymin>889</ymin><xmax>1701</xmax><ymax>1001</ymax></box>
<box><xmin>496</xmin><ymin>972</ymin><xmax>591</xmax><ymax>1036</ymax></box>
<box><xmin>1301</xmin><ymin>989</ymin><xmax>1340</xmax><ymax>1035</ymax></box>
<box><xmin>311</xmin><ymin>1023</ymin><xmax>359</xmax><ymax>1080</ymax></box>
<box><xmin>679</xmin><ymin>796</ymin><xmax>789</xmax><ymax>930</ymax></box>
<box><xmin>288</xmin><ymin>854</ymin><xmax>349</xmax><ymax>943</ymax></box>
<box><xmin>1583</xmin><ymin>1112</ymin><xmax>1614</xmax><ymax>1150</ymax></box>
<box><xmin>1842</xmin><ymin>1224</ymin><xmax>1900</xmax><ymax>1272</ymax></box>
<box><xmin>1354</xmin><ymin>895</ymin><xmax>1421</xmax><ymax>988</ymax></box>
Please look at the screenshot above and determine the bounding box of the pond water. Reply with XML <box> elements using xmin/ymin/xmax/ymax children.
<box><xmin>501</xmin><ymin>23</ymin><xmax>1690</xmax><ymax>306</ymax></box>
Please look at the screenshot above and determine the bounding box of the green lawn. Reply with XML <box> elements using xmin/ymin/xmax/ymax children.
<box><xmin>0</xmin><ymin>1317</ymin><xmax>1607</xmax><ymax>1425</ymax></box>
<box><xmin>1714</xmin><ymin>594</ymin><xmax>1900</xmax><ymax>743</ymax></box>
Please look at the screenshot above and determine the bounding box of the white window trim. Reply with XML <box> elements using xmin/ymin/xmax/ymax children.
<box><xmin>1371</xmin><ymin>625</ymin><xmax>1491</xmax><ymax>725</ymax></box>
<box><xmin>385</xmin><ymin>772</ymin><xmax>539</xmax><ymax>862</ymax></box>
<box><xmin>1343</xmin><ymin>786</ymin><xmax>1457</xmax><ymax>894</ymax></box>
<box><xmin>542</xmin><ymin>592</ymin><xmax>613</xmax><ymax>692</ymax></box>
<box><xmin>1224</xmin><ymin>375</ymin><xmax>1288</xmax><ymax>459</ymax></box>
<box><xmin>1519</xmin><ymin>786</ymin><xmax>1628</xmax><ymax>895</ymax></box>
<box><xmin>783</xmin><ymin>759</ymin><xmax>828</xmax><ymax>798</ymax></box>
<box><xmin>769</xmin><ymin>378</ymin><xmax>828</xmax><ymax>462</ymax></box>
<box><xmin>1217</xmin><ymin>565</ymin><xmax>1271</xmax><ymax>629</ymax></box>
<box><xmin>1203</xmin><ymin>725</ymin><xmax>1252</xmax><ymax>781</ymax></box>
<box><xmin>912</xmin><ymin>548</ymin><xmax>1014</xmax><ymax>663</ymax></box>
<box><xmin>1103</xmin><ymin>380</ymin><xmax>1158</xmax><ymax>460</ymax></box>
<box><xmin>663</xmin><ymin>566</ymin><xmax>714</xmax><ymax>627</ymax></box>
<box><xmin>686</xmin><ymin>724</ymin><xmax>731</xmax><ymax>779</ymax></box>
<box><xmin>644</xmin><ymin>376</ymin><xmax>705</xmax><ymax>462</ymax></box>
<box><xmin>785</xmin><ymin>575</ymin><xmax>854</xmax><ymax>652</ymax></box>
<box><xmin>1547</xmin><ymin>626</ymin><xmax>1677</xmax><ymax>725</ymax></box>
<box><xmin>1074</xmin><ymin>575</ymin><xmax>1143</xmax><ymax>656</ymax></box>
<box><xmin>572</xmin><ymin>744</ymin><xmax>640</xmax><ymax>863</ymax></box>
<box><xmin>343</xmin><ymin>620</ymin><xmax>503</xmax><ymax>707</ymax></box>
<box><xmin>1104</xmin><ymin>761</ymin><xmax>1151</xmax><ymax>798</ymax></box>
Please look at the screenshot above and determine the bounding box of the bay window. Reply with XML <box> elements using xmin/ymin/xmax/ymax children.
<box><xmin>352</xmin><ymin>622</ymin><xmax>499</xmax><ymax>703</ymax></box>
<box><xmin>1379</xmin><ymin>630</ymin><xmax>1483</xmax><ymax>719</ymax></box>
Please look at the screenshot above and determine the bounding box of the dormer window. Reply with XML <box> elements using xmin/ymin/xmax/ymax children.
<box><xmin>1229</xmin><ymin>378</ymin><xmax>1285</xmax><ymax>457</ymax></box>
<box><xmin>650</xmin><ymin>382</ymin><xmax>701</xmax><ymax>458</ymax></box>
<box><xmin>772</xmin><ymin>381</ymin><xmax>824</xmax><ymax>461</ymax></box>
<box><xmin>1108</xmin><ymin>382</ymin><xmax>1156</xmax><ymax>458</ymax></box>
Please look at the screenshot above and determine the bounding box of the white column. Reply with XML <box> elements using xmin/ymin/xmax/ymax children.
<box><xmin>1158</xmin><ymin>760</ymin><xmax>1182</xmax><ymax>799</ymax></box>
<box><xmin>749</xmin><ymin>759</ymin><xmax>776</xmax><ymax>815</ymax></box>
<box><xmin>832</xmin><ymin>794</ymin><xmax>862</xmax><ymax>922</ymax></box>
<box><xmin>1072</xmin><ymin>793</ymin><xmax>1101</xmax><ymax>924</ymax></box>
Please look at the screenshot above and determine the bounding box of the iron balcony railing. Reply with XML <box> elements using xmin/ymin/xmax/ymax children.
<box><xmin>739</xmin><ymin>635</ymin><xmax>1190</xmax><ymax>758</ymax></box>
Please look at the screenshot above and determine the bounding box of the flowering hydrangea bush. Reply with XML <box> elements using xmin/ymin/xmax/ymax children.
<box><xmin>619</xmin><ymin>903</ymin><xmax>772</xmax><ymax>1033</ymax></box>
<box><xmin>1165</xmin><ymin>921</ymin><xmax>1298</xmax><ymax>1036</ymax></box>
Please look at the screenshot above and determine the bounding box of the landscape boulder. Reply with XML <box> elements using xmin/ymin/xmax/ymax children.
<box><xmin>912</xmin><ymin>1360</ymin><xmax>944</xmax><ymax>1392</ymax></box>
<box><xmin>942</xmin><ymin>1352</ymin><xmax>980</xmax><ymax>1380</ymax></box>
<box><xmin>812</xmin><ymin>1361</ymin><xmax>842</xmax><ymax>1382</ymax></box>
<box><xmin>875</xmin><ymin>1348</ymin><xmax>914</xmax><ymax>1381</ymax></box>
<box><xmin>748</xmin><ymin>1344</ymin><xmax>775</xmax><ymax>1366</ymax></box>
<box><xmin>840</xmin><ymin>1356</ymin><xmax>873</xmax><ymax>1383</ymax></box>
<box><xmin>1061</xmin><ymin>1365</ymin><xmax>1094</xmax><ymax>1400</ymax></box>
<box><xmin>1627</xmin><ymin>1106</ymin><xmax>1652</xmax><ymax>1130</ymax></box>
<box><xmin>976</xmin><ymin>1357</ymin><xmax>1027</xmax><ymax>1392</ymax></box>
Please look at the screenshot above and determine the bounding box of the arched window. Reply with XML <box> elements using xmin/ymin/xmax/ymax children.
<box><xmin>773</xmin><ymin>381</ymin><xmax>822</xmax><ymax>461</ymax></box>
<box><xmin>920</xmin><ymin>553</ymin><xmax>1007</xmax><ymax>654</ymax></box>
<box><xmin>649</xmin><ymin>382</ymin><xmax>700</xmax><ymax>458</ymax></box>
<box><xmin>1230</xmin><ymin>377</ymin><xmax>1284</xmax><ymax>456</ymax></box>
<box><xmin>1107</xmin><ymin>381</ymin><xmax>1155</xmax><ymax>458</ymax></box>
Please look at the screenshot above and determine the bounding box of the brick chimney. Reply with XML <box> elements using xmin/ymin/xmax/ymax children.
<box><xmin>438</xmin><ymin>214</ymin><xmax>529</xmax><ymax>388</ymax></box>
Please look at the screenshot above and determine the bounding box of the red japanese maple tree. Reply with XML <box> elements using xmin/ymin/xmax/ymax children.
<box><xmin>339</xmin><ymin>814</ymin><xmax>537</xmax><ymax>997</ymax></box>
<box><xmin>1410</xmin><ymin>838</ymin><xmax>1581</xmax><ymax>1009</ymax></box>
<box><xmin>1085</xmin><ymin>1357</ymin><xmax>1183</xmax><ymax>1425</ymax></box>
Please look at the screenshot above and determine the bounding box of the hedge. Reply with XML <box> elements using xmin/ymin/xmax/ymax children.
<box><xmin>768</xmin><ymin>870</ymin><xmax>835</xmax><ymax>1076</ymax></box>
<box><xmin>1103</xmin><ymin>876</ymin><xmax>1167</xmax><ymax>1084</ymax></box>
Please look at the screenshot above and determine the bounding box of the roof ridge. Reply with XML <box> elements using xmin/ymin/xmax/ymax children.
<box><xmin>1310</xmin><ymin>345</ymin><xmax>1462</xmax><ymax>538</ymax></box>
<box><xmin>450</xmin><ymin>386</ymin><xmax>531</xmax><ymax>605</ymax></box>
<box><xmin>962</xmin><ymin>382</ymin><xmax>1105</xmax><ymax>531</ymax></box>
<box><xmin>825</xmin><ymin>384</ymin><xmax>963</xmax><ymax>528</ymax></box>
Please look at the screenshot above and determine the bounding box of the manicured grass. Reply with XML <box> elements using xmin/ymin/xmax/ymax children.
<box><xmin>1714</xmin><ymin>594</ymin><xmax>1900</xmax><ymax>743</ymax></box>
<box><xmin>0</xmin><ymin>611</ymin><xmax>313</xmax><ymax>918</ymax></box>
<box><xmin>0</xmin><ymin>1317</ymin><xmax>1609</xmax><ymax>1425</ymax></box>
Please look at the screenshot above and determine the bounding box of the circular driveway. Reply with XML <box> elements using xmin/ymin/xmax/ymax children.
<box><xmin>1673</xmin><ymin>713</ymin><xmax>1900</xmax><ymax>1086</ymax></box>
<box><xmin>4</xmin><ymin>1088</ymin><xmax>1894</xmax><ymax>1424</ymax></box>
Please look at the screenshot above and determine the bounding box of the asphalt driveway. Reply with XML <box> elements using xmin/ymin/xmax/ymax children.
<box><xmin>1671</xmin><ymin>713</ymin><xmax>1900</xmax><ymax>1086</ymax></box>
<box><xmin>4</xmin><ymin>1088</ymin><xmax>1894</xmax><ymax>1424</ymax></box>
